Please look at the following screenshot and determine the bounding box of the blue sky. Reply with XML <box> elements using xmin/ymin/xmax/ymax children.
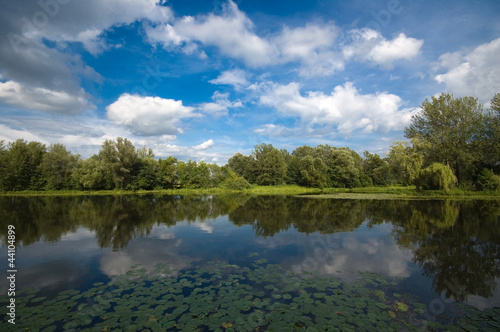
<box><xmin>1</xmin><ymin>0</ymin><xmax>499</xmax><ymax>164</ymax></box>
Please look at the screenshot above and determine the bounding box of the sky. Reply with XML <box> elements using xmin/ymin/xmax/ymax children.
<box><xmin>0</xmin><ymin>0</ymin><xmax>499</xmax><ymax>164</ymax></box>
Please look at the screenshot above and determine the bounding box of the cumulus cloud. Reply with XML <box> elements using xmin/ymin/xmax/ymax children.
<box><xmin>0</xmin><ymin>80</ymin><xmax>94</xmax><ymax>114</ymax></box>
<box><xmin>147</xmin><ymin>0</ymin><xmax>275</xmax><ymax>67</ymax></box>
<box><xmin>209</xmin><ymin>69</ymin><xmax>249</xmax><ymax>89</ymax></box>
<box><xmin>0</xmin><ymin>0</ymin><xmax>170</xmax><ymax>114</ymax></box>
<box><xmin>274</xmin><ymin>23</ymin><xmax>344</xmax><ymax>76</ymax></box>
<box><xmin>193</xmin><ymin>139</ymin><xmax>215</xmax><ymax>150</ymax></box>
<box><xmin>145</xmin><ymin>2</ymin><xmax>422</xmax><ymax>75</ymax></box>
<box><xmin>343</xmin><ymin>29</ymin><xmax>423</xmax><ymax>68</ymax></box>
<box><xmin>435</xmin><ymin>37</ymin><xmax>500</xmax><ymax>102</ymax></box>
<box><xmin>106</xmin><ymin>94</ymin><xmax>199</xmax><ymax>136</ymax></box>
<box><xmin>198</xmin><ymin>91</ymin><xmax>243</xmax><ymax>117</ymax></box>
<box><xmin>258</xmin><ymin>82</ymin><xmax>418</xmax><ymax>135</ymax></box>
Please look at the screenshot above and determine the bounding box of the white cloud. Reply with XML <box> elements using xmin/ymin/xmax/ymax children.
<box><xmin>0</xmin><ymin>123</ymin><xmax>49</xmax><ymax>145</ymax></box>
<box><xmin>209</xmin><ymin>69</ymin><xmax>249</xmax><ymax>88</ymax></box>
<box><xmin>274</xmin><ymin>23</ymin><xmax>344</xmax><ymax>76</ymax></box>
<box><xmin>435</xmin><ymin>37</ymin><xmax>500</xmax><ymax>102</ymax></box>
<box><xmin>157</xmin><ymin>0</ymin><xmax>275</xmax><ymax>67</ymax></box>
<box><xmin>343</xmin><ymin>29</ymin><xmax>423</xmax><ymax>68</ymax></box>
<box><xmin>198</xmin><ymin>91</ymin><xmax>242</xmax><ymax>117</ymax></box>
<box><xmin>145</xmin><ymin>3</ymin><xmax>343</xmax><ymax>75</ymax></box>
<box><xmin>193</xmin><ymin>139</ymin><xmax>215</xmax><ymax>150</ymax></box>
<box><xmin>259</xmin><ymin>81</ymin><xmax>418</xmax><ymax>135</ymax></box>
<box><xmin>106</xmin><ymin>94</ymin><xmax>199</xmax><ymax>136</ymax></box>
<box><xmin>36</xmin><ymin>0</ymin><xmax>173</xmax><ymax>55</ymax></box>
<box><xmin>0</xmin><ymin>0</ymin><xmax>173</xmax><ymax>115</ymax></box>
<box><xmin>0</xmin><ymin>80</ymin><xmax>94</xmax><ymax>114</ymax></box>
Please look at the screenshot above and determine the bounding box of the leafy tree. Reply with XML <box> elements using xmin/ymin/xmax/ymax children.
<box><xmin>285</xmin><ymin>155</ymin><xmax>301</xmax><ymax>184</ymax></box>
<box><xmin>157</xmin><ymin>157</ymin><xmax>179</xmax><ymax>189</ymax></box>
<box><xmin>405</xmin><ymin>93</ymin><xmax>487</xmax><ymax>183</ymax></box>
<box><xmin>477</xmin><ymin>168</ymin><xmax>500</xmax><ymax>191</ymax></box>
<box><xmin>362</xmin><ymin>151</ymin><xmax>390</xmax><ymax>186</ymax></box>
<box><xmin>72</xmin><ymin>156</ymin><xmax>107</xmax><ymax>190</ymax></box>
<box><xmin>386</xmin><ymin>141</ymin><xmax>424</xmax><ymax>187</ymax></box>
<box><xmin>484</xmin><ymin>93</ymin><xmax>500</xmax><ymax>172</ymax></box>
<box><xmin>135</xmin><ymin>158</ymin><xmax>158</xmax><ymax>190</ymax></box>
<box><xmin>327</xmin><ymin>148</ymin><xmax>361</xmax><ymax>188</ymax></box>
<box><xmin>208</xmin><ymin>164</ymin><xmax>228</xmax><ymax>188</ymax></box>
<box><xmin>219</xmin><ymin>168</ymin><xmax>251</xmax><ymax>190</ymax></box>
<box><xmin>176</xmin><ymin>160</ymin><xmax>210</xmax><ymax>188</ymax></box>
<box><xmin>98</xmin><ymin>138</ymin><xmax>140</xmax><ymax>190</ymax></box>
<box><xmin>491</xmin><ymin>92</ymin><xmax>500</xmax><ymax>113</ymax></box>
<box><xmin>38</xmin><ymin>144</ymin><xmax>79</xmax><ymax>190</ymax></box>
<box><xmin>0</xmin><ymin>139</ymin><xmax>46</xmax><ymax>191</ymax></box>
<box><xmin>227</xmin><ymin>152</ymin><xmax>257</xmax><ymax>183</ymax></box>
<box><xmin>253</xmin><ymin>143</ymin><xmax>287</xmax><ymax>186</ymax></box>
<box><xmin>416</xmin><ymin>163</ymin><xmax>457</xmax><ymax>191</ymax></box>
<box><xmin>298</xmin><ymin>155</ymin><xmax>327</xmax><ymax>188</ymax></box>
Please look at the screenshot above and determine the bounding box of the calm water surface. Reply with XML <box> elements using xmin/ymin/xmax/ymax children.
<box><xmin>1</xmin><ymin>195</ymin><xmax>499</xmax><ymax>331</ymax></box>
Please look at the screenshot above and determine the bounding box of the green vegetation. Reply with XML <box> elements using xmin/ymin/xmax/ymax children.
<box><xmin>1</xmin><ymin>92</ymin><xmax>499</xmax><ymax>194</ymax></box>
<box><xmin>2</xmin><ymin>260</ymin><xmax>498</xmax><ymax>331</ymax></box>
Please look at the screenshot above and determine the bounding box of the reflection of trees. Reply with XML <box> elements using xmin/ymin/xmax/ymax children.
<box><xmin>410</xmin><ymin>201</ymin><xmax>500</xmax><ymax>301</ymax></box>
<box><xmin>0</xmin><ymin>194</ymin><xmax>251</xmax><ymax>250</ymax></box>
<box><xmin>367</xmin><ymin>200</ymin><xmax>500</xmax><ymax>302</ymax></box>
<box><xmin>228</xmin><ymin>196</ymin><xmax>368</xmax><ymax>237</ymax></box>
<box><xmin>1</xmin><ymin>195</ymin><xmax>499</xmax><ymax>302</ymax></box>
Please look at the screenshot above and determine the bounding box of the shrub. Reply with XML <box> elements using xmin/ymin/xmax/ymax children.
<box><xmin>477</xmin><ymin>168</ymin><xmax>500</xmax><ymax>191</ymax></box>
<box><xmin>416</xmin><ymin>163</ymin><xmax>457</xmax><ymax>190</ymax></box>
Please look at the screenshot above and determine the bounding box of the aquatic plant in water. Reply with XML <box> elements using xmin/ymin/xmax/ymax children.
<box><xmin>0</xmin><ymin>260</ymin><xmax>498</xmax><ymax>331</ymax></box>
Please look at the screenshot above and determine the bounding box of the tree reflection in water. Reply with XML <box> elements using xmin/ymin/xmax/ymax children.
<box><xmin>1</xmin><ymin>195</ymin><xmax>499</xmax><ymax>302</ymax></box>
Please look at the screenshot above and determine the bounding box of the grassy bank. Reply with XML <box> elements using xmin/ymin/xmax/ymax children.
<box><xmin>1</xmin><ymin>185</ymin><xmax>499</xmax><ymax>200</ymax></box>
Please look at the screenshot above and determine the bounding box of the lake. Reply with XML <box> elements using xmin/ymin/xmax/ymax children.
<box><xmin>1</xmin><ymin>195</ymin><xmax>499</xmax><ymax>331</ymax></box>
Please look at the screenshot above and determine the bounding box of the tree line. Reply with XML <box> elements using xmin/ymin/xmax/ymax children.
<box><xmin>0</xmin><ymin>92</ymin><xmax>499</xmax><ymax>192</ymax></box>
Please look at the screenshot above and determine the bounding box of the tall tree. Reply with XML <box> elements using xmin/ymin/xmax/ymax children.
<box><xmin>72</xmin><ymin>156</ymin><xmax>108</xmax><ymax>190</ymax></box>
<box><xmin>298</xmin><ymin>155</ymin><xmax>327</xmax><ymax>188</ymax></box>
<box><xmin>253</xmin><ymin>143</ymin><xmax>287</xmax><ymax>185</ymax></box>
<box><xmin>405</xmin><ymin>93</ymin><xmax>487</xmax><ymax>183</ymax></box>
<box><xmin>227</xmin><ymin>152</ymin><xmax>257</xmax><ymax>183</ymax></box>
<box><xmin>386</xmin><ymin>140</ymin><xmax>424</xmax><ymax>187</ymax></box>
<box><xmin>38</xmin><ymin>144</ymin><xmax>79</xmax><ymax>190</ymax></box>
<box><xmin>136</xmin><ymin>147</ymin><xmax>157</xmax><ymax>190</ymax></box>
<box><xmin>157</xmin><ymin>157</ymin><xmax>179</xmax><ymax>189</ymax></box>
<box><xmin>362</xmin><ymin>151</ymin><xmax>390</xmax><ymax>186</ymax></box>
<box><xmin>0</xmin><ymin>139</ymin><xmax>46</xmax><ymax>190</ymax></box>
<box><xmin>98</xmin><ymin>138</ymin><xmax>140</xmax><ymax>190</ymax></box>
<box><xmin>327</xmin><ymin>148</ymin><xmax>361</xmax><ymax>188</ymax></box>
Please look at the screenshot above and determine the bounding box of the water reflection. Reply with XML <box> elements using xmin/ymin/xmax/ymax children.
<box><xmin>1</xmin><ymin>195</ymin><xmax>499</xmax><ymax>303</ymax></box>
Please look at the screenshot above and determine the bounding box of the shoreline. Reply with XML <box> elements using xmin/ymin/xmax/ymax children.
<box><xmin>1</xmin><ymin>185</ymin><xmax>499</xmax><ymax>200</ymax></box>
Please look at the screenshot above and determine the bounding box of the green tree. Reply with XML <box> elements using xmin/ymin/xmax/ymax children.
<box><xmin>484</xmin><ymin>93</ymin><xmax>500</xmax><ymax>172</ymax></box>
<box><xmin>405</xmin><ymin>93</ymin><xmax>487</xmax><ymax>183</ymax></box>
<box><xmin>362</xmin><ymin>151</ymin><xmax>390</xmax><ymax>186</ymax></box>
<box><xmin>0</xmin><ymin>139</ymin><xmax>46</xmax><ymax>191</ymax></box>
<box><xmin>157</xmin><ymin>157</ymin><xmax>179</xmax><ymax>189</ymax></box>
<box><xmin>219</xmin><ymin>168</ymin><xmax>251</xmax><ymax>190</ymax></box>
<box><xmin>477</xmin><ymin>168</ymin><xmax>500</xmax><ymax>191</ymax></box>
<box><xmin>227</xmin><ymin>152</ymin><xmax>257</xmax><ymax>183</ymax></box>
<box><xmin>135</xmin><ymin>150</ymin><xmax>158</xmax><ymax>190</ymax></box>
<box><xmin>253</xmin><ymin>143</ymin><xmax>287</xmax><ymax>185</ymax></box>
<box><xmin>38</xmin><ymin>144</ymin><xmax>79</xmax><ymax>190</ymax></box>
<box><xmin>72</xmin><ymin>156</ymin><xmax>107</xmax><ymax>190</ymax></box>
<box><xmin>98</xmin><ymin>138</ymin><xmax>140</xmax><ymax>190</ymax></box>
<box><xmin>416</xmin><ymin>163</ymin><xmax>457</xmax><ymax>191</ymax></box>
<box><xmin>327</xmin><ymin>148</ymin><xmax>362</xmax><ymax>188</ymax></box>
<box><xmin>386</xmin><ymin>141</ymin><xmax>424</xmax><ymax>186</ymax></box>
<box><xmin>491</xmin><ymin>92</ymin><xmax>500</xmax><ymax>113</ymax></box>
<box><xmin>298</xmin><ymin>155</ymin><xmax>327</xmax><ymax>188</ymax></box>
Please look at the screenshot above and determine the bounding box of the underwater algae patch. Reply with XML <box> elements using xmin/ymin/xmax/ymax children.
<box><xmin>1</xmin><ymin>260</ymin><xmax>498</xmax><ymax>331</ymax></box>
